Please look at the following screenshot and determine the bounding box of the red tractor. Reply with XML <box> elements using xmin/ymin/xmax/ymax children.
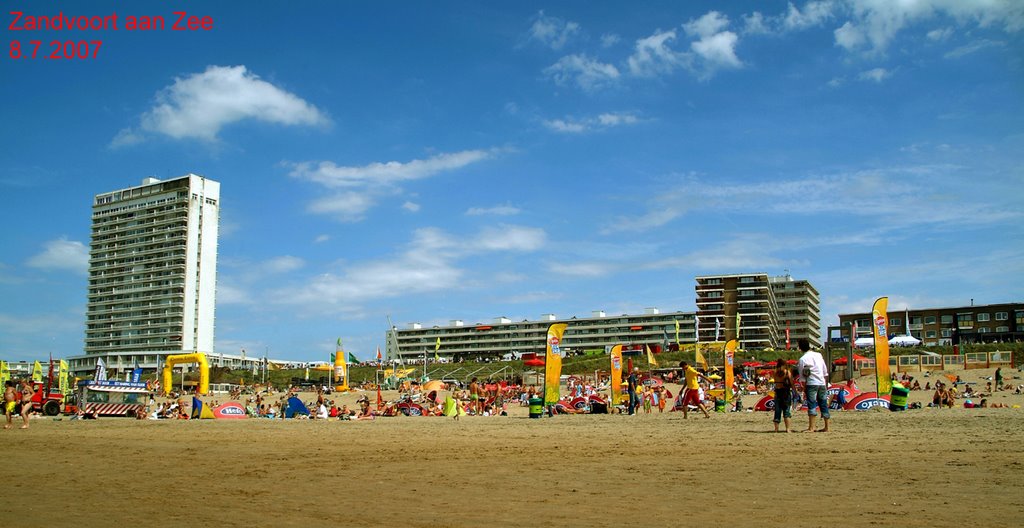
<box><xmin>20</xmin><ymin>381</ymin><xmax>65</xmax><ymax>416</ymax></box>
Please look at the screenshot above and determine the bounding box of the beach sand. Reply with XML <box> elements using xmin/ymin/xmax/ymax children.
<box><xmin>2</xmin><ymin>367</ymin><xmax>1022</xmax><ymax>528</ymax></box>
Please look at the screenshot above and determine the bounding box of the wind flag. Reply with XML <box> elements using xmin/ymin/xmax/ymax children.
<box><xmin>674</xmin><ymin>319</ymin><xmax>681</xmax><ymax>346</ymax></box>
<box><xmin>646</xmin><ymin>344</ymin><xmax>658</xmax><ymax>368</ymax></box>
<box><xmin>131</xmin><ymin>357</ymin><xmax>142</xmax><ymax>383</ymax></box>
<box><xmin>95</xmin><ymin>357</ymin><xmax>107</xmax><ymax>381</ymax></box>
<box><xmin>58</xmin><ymin>360</ymin><xmax>69</xmax><ymax>395</ymax></box>
<box><xmin>47</xmin><ymin>355</ymin><xmax>55</xmax><ymax>395</ymax></box>
<box><xmin>694</xmin><ymin>316</ymin><xmax>700</xmax><ymax>343</ymax></box>
<box><xmin>851</xmin><ymin>321</ymin><xmax>859</xmax><ymax>348</ymax></box>
<box><xmin>610</xmin><ymin>345</ymin><xmax>623</xmax><ymax>406</ymax></box>
<box><xmin>434</xmin><ymin>337</ymin><xmax>441</xmax><ymax>362</ymax></box>
<box><xmin>32</xmin><ymin>361</ymin><xmax>43</xmax><ymax>382</ymax></box>
<box><xmin>715</xmin><ymin>318</ymin><xmax>721</xmax><ymax>342</ymax></box>
<box><xmin>544</xmin><ymin>323</ymin><xmax>568</xmax><ymax>406</ymax></box>
<box><xmin>786</xmin><ymin>321</ymin><xmax>791</xmax><ymax>350</ymax></box>
<box><xmin>0</xmin><ymin>361</ymin><xmax>9</xmax><ymax>387</ymax></box>
<box><xmin>872</xmin><ymin>297</ymin><xmax>893</xmax><ymax>396</ymax></box>
<box><xmin>348</xmin><ymin>352</ymin><xmax>359</xmax><ymax>364</ymax></box>
<box><xmin>376</xmin><ymin>346</ymin><xmax>383</xmax><ymax>365</ymax></box>
<box><xmin>334</xmin><ymin>338</ymin><xmax>348</xmax><ymax>391</ymax></box>
<box><xmin>736</xmin><ymin>313</ymin><xmax>742</xmax><ymax>342</ymax></box>
<box><xmin>725</xmin><ymin>339</ymin><xmax>737</xmax><ymax>403</ymax></box>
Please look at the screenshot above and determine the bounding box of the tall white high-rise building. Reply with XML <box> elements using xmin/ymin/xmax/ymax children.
<box><xmin>72</xmin><ymin>174</ymin><xmax>219</xmax><ymax>375</ymax></box>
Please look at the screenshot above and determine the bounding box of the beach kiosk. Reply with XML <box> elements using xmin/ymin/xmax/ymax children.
<box><xmin>78</xmin><ymin>380</ymin><xmax>153</xmax><ymax>417</ymax></box>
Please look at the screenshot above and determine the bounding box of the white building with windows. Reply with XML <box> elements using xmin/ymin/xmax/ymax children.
<box><xmin>69</xmin><ymin>174</ymin><xmax>220</xmax><ymax>376</ymax></box>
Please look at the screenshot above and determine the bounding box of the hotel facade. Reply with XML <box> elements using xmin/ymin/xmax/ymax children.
<box><xmin>69</xmin><ymin>174</ymin><xmax>221</xmax><ymax>376</ymax></box>
<box><xmin>839</xmin><ymin>302</ymin><xmax>1024</xmax><ymax>346</ymax></box>
<box><xmin>388</xmin><ymin>273</ymin><xmax>821</xmax><ymax>361</ymax></box>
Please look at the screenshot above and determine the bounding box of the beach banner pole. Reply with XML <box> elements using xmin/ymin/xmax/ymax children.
<box><xmin>872</xmin><ymin>297</ymin><xmax>893</xmax><ymax>396</ymax></box>
<box><xmin>544</xmin><ymin>324</ymin><xmax>568</xmax><ymax>408</ymax></box>
<box><xmin>610</xmin><ymin>345</ymin><xmax>623</xmax><ymax>406</ymax></box>
<box><xmin>725</xmin><ymin>339</ymin><xmax>737</xmax><ymax>403</ymax></box>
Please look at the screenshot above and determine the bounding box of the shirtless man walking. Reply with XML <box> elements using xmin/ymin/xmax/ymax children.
<box><xmin>3</xmin><ymin>380</ymin><xmax>17</xmax><ymax>429</ymax></box>
<box><xmin>468</xmin><ymin>377</ymin><xmax>481</xmax><ymax>415</ymax></box>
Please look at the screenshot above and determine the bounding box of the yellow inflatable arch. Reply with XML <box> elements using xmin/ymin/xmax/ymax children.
<box><xmin>162</xmin><ymin>353</ymin><xmax>210</xmax><ymax>396</ymax></box>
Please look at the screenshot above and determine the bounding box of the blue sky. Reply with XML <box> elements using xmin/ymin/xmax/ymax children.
<box><xmin>2</xmin><ymin>1</ymin><xmax>1022</xmax><ymax>362</ymax></box>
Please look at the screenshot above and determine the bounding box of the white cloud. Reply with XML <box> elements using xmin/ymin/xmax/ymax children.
<box><xmin>927</xmin><ymin>27</ymin><xmax>954</xmax><ymax>40</ymax></box>
<box><xmin>307</xmin><ymin>192</ymin><xmax>376</xmax><ymax>222</ymax></box>
<box><xmin>547</xmin><ymin>262</ymin><xmax>617</xmax><ymax>278</ymax></box>
<box><xmin>288</xmin><ymin>149</ymin><xmax>494</xmax><ymax>189</ymax></box>
<box><xmin>834</xmin><ymin>0</ymin><xmax>1024</xmax><ymax>53</ymax></box>
<box><xmin>314</xmin><ymin>234</ymin><xmax>331</xmax><ymax>244</ymax></box>
<box><xmin>466</xmin><ymin>205</ymin><xmax>521</xmax><ymax>216</ymax></box>
<box><xmin>627</xmin><ymin>30</ymin><xmax>690</xmax><ymax>77</ymax></box>
<box><xmin>782</xmin><ymin>1</ymin><xmax>836</xmax><ymax>30</ymax></box>
<box><xmin>605</xmin><ymin>165</ymin><xmax>1022</xmax><ymax>235</ymax></box>
<box><xmin>600</xmin><ymin>33</ymin><xmax>621</xmax><ymax>47</ymax></box>
<box><xmin>116</xmin><ymin>65</ymin><xmax>327</xmax><ymax>144</ymax></box>
<box><xmin>858</xmin><ymin>67</ymin><xmax>891</xmax><ymax>82</ymax></box>
<box><xmin>682</xmin><ymin>12</ymin><xmax>743</xmax><ymax>77</ymax></box>
<box><xmin>402</xmin><ymin>201</ymin><xmax>421</xmax><ymax>212</ymax></box>
<box><xmin>216</xmin><ymin>283</ymin><xmax>252</xmax><ymax>305</ymax></box>
<box><xmin>474</xmin><ymin>225</ymin><xmax>546</xmax><ymax>252</ymax></box>
<box><xmin>944</xmin><ymin>39</ymin><xmax>1004</xmax><ymax>58</ymax></box>
<box><xmin>543</xmin><ymin>112</ymin><xmax>640</xmax><ymax>133</ymax></box>
<box><xmin>109</xmin><ymin>128</ymin><xmax>144</xmax><ymax>149</ymax></box>
<box><xmin>288</xmin><ymin>149</ymin><xmax>496</xmax><ymax>221</ymax></box>
<box><xmin>601</xmin><ymin>208</ymin><xmax>684</xmax><ymax>234</ymax></box>
<box><xmin>529</xmin><ymin>11</ymin><xmax>581</xmax><ymax>50</ymax></box>
<box><xmin>544</xmin><ymin>54</ymin><xmax>621</xmax><ymax>91</ymax></box>
<box><xmin>742</xmin><ymin>12</ymin><xmax>772</xmax><ymax>35</ymax></box>
<box><xmin>268</xmin><ymin>225</ymin><xmax>547</xmax><ymax>314</ymax></box>
<box><xmin>827</xmin><ymin>76</ymin><xmax>846</xmax><ymax>88</ymax></box>
<box><xmin>263</xmin><ymin>256</ymin><xmax>305</xmax><ymax>274</ymax></box>
<box><xmin>690</xmin><ymin>30</ymin><xmax>742</xmax><ymax>73</ymax></box>
<box><xmin>26</xmin><ymin>238</ymin><xmax>88</xmax><ymax>274</ymax></box>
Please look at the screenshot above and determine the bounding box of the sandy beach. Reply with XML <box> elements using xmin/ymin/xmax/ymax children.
<box><xmin>2</xmin><ymin>367</ymin><xmax>1022</xmax><ymax>528</ymax></box>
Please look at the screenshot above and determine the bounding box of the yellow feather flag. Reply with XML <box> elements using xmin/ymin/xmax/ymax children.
<box><xmin>725</xmin><ymin>339</ymin><xmax>737</xmax><ymax>402</ymax></box>
<box><xmin>434</xmin><ymin>337</ymin><xmax>441</xmax><ymax>361</ymax></box>
<box><xmin>646</xmin><ymin>344</ymin><xmax>658</xmax><ymax>368</ymax></box>
<box><xmin>544</xmin><ymin>324</ymin><xmax>567</xmax><ymax>406</ymax></box>
<box><xmin>694</xmin><ymin>344</ymin><xmax>708</xmax><ymax>371</ymax></box>
<box><xmin>609</xmin><ymin>345</ymin><xmax>623</xmax><ymax>405</ymax></box>
<box><xmin>873</xmin><ymin>297</ymin><xmax>893</xmax><ymax>396</ymax></box>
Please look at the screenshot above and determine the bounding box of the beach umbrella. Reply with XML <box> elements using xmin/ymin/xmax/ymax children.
<box><xmin>833</xmin><ymin>354</ymin><xmax>869</xmax><ymax>365</ymax></box>
<box><xmin>422</xmin><ymin>380</ymin><xmax>445</xmax><ymax>392</ymax></box>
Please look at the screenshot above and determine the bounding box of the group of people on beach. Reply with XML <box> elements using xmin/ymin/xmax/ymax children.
<box><xmin>3</xmin><ymin>379</ymin><xmax>34</xmax><ymax>429</ymax></box>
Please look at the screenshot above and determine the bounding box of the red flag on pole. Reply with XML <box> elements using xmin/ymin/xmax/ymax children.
<box><xmin>786</xmin><ymin>321</ymin><xmax>791</xmax><ymax>350</ymax></box>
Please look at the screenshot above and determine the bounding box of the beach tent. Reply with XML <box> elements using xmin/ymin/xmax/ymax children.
<box><xmin>889</xmin><ymin>335</ymin><xmax>921</xmax><ymax>346</ymax></box>
<box><xmin>443</xmin><ymin>395</ymin><xmax>466</xmax><ymax>417</ymax></box>
<box><xmin>191</xmin><ymin>396</ymin><xmax>215</xmax><ymax>419</ymax></box>
<box><xmin>284</xmin><ymin>396</ymin><xmax>310</xmax><ymax>418</ymax></box>
<box><xmin>854</xmin><ymin>337</ymin><xmax>875</xmax><ymax>348</ymax></box>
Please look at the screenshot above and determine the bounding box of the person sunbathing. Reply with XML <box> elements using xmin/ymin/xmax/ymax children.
<box><xmin>356</xmin><ymin>401</ymin><xmax>375</xmax><ymax>420</ymax></box>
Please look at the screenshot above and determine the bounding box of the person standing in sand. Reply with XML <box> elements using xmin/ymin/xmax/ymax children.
<box><xmin>678</xmin><ymin>361</ymin><xmax>711</xmax><ymax>419</ymax></box>
<box><xmin>19</xmin><ymin>379</ymin><xmax>34</xmax><ymax>429</ymax></box>
<box><xmin>796</xmin><ymin>338</ymin><xmax>830</xmax><ymax>432</ymax></box>
<box><xmin>772</xmin><ymin>359</ymin><xmax>794</xmax><ymax>433</ymax></box>
<box><xmin>4</xmin><ymin>380</ymin><xmax>17</xmax><ymax>429</ymax></box>
<box><xmin>468</xmin><ymin>377</ymin><xmax>481</xmax><ymax>415</ymax></box>
<box><xmin>994</xmin><ymin>368</ymin><xmax>1003</xmax><ymax>391</ymax></box>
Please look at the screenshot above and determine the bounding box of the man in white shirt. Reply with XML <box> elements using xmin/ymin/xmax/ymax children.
<box><xmin>796</xmin><ymin>338</ymin><xmax>831</xmax><ymax>432</ymax></box>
